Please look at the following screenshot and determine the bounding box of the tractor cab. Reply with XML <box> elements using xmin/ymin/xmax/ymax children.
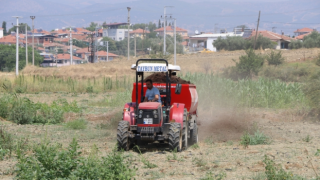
<box><xmin>130</xmin><ymin>59</ymin><xmax>181</xmax><ymax>125</ymax></box>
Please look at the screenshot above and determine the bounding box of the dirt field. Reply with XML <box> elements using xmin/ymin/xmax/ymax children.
<box><xmin>0</xmin><ymin>92</ymin><xmax>319</xmax><ymax>179</ymax></box>
<box><xmin>1</xmin><ymin>49</ymin><xmax>320</xmax><ymax>179</ymax></box>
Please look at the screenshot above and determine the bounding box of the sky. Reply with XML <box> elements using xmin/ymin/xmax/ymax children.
<box><xmin>1</xmin><ymin>0</ymin><xmax>319</xmax><ymax>35</ymax></box>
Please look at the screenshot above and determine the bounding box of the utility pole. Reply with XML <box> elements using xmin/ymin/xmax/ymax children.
<box><xmin>25</xmin><ymin>24</ymin><xmax>28</xmax><ymax>66</ymax></box>
<box><xmin>134</xmin><ymin>34</ymin><xmax>136</xmax><ymax>57</ymax></box>
<box><xmin>162</xmin><ymin>6</ymin><xmax>173</xmax><ymax>55</ymax></box>
<box><xmin>30</xmin><ymin>16</ymin><xmax>35</xmax><ymax>65</ymax></box>
<box><xmin>55</xmin><ymin>45</ymin><xmax>57</xmax><ymax>67</ymax></box>
<box><xmin>127</xmin><ymin>7</ymin><xmax>131</xmax><ymax>60</ymax></box>
<box><xmin>106</xmin><ymin>41</ymin><xmax>109</xmax><ymax>62</ymax></box>
<box><xmin>13</xmin><ymin>16</ymin><xmax>22</xmax><ymax>76</ymax></box>
<box><xmin>253</xmin><ymin>11</ymin><xmax>261</xmax><ymax>50</ymax></box>
<box><xmin>95</xmin><ymin>27</ymin><xmax>98</xmax><ymax>62</ymax></box>
<box><xmin>163</xmin><ymin>7</ymin><xmax>166</xmax><ymax>54</ymax></box>
<box><xmin>174</xmin><ymin>18</ymin><xmax>176</xmax><ymax>65</ymax></box>
<box><xmin>69</xmin><ymin>27</ymin><xmax>73</xmax><ymax>65</ymax></box>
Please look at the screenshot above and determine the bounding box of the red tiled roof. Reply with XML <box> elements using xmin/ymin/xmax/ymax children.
<box><xmin>76</xmin><ymin>47</ymin><xmax>90</xmax><ymax>54</ymax></box>
<box><xmin>0</xmin><ymin>34</ymin><xmax>25</xmax><ymax>44</ymax></box>
<box><xmin>43</xmin><ymin>42</ymin><xmax>66</xmax><ymax>47</ymax></box>
<box><xmin>130</xmin><ymin>28</ymin><xmax>150</xmax><ymax>34</ymax></box>
<box><xmin>32</xmin><ymin>29</ymin><xmax>51</xmax><ymax>35</ymax></box>
<box><xmin>154</xmin><ymin>26</ymin><xmax>188</xmax><ymax>32</ymax></box>
<box><xmin>251</xmin><ymin>30</ymin><xmax>293</xmax><ymax>41</ymax></box>
<box><xmin>0</xmin><ymin>28</ymin><xmax>3</xmax><ymax>30</ymax></box>
<box><xmin>96</xmin><ymin>51</ymin><xmax>118</xmax><ymax>57</ymax></box>
<box><xmin>54</xmin><ymin>38</ymin><xmax>69</xmax><ymax>43</ymax></box>
<box><xmin>56</xmin><ymin>54</ymin><xmax>82</xmax><ymax>60</ymax></box>
<box><xmin>294</xmin><ymin>28</ymin><xmax>314</xmax><ymax>33</ymax></box>
<box><xmin>295</xmin><ymin>32</ymin><xmax>312</xmax><ymax>40</ymax></box>
<box><xmin>98</xmin><ymin>29</ymin><xmax>103</xmax><ymax>33</ymax></box>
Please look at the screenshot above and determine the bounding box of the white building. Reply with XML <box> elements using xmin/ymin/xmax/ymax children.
<box><xmin>0</xmin><ymin>28</ymin><xmax>3</xmax><ymax>38</ymax></box>
<box><xmin>189</xmin><ymin>32</ymin><xmax>244</xmax><ymax>52</ymax></box>
<box><xmin>103</xmin><ymin>23</ymin><xmax>132</xmax><ymax>41</ymax></box>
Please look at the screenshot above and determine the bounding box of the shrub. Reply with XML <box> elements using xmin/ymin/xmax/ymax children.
<box><xmin>240</xmin><ymin>130</ymin><xmax>270</xmax><ymax>148</ymax></box>
<box><xmin>266</xmin><ymin>51</ymin><xmax>284</xmax><ymax>66</ymax></box>
<box><xmin>233</xmin><ymin>48</ymin><xmax>264</xmax><ymax>79</ymax></box>
<box><xmin>0</xmin><ymin>127</ymin><xmax>14</xmax><ymax>160</ymax></box>
<box><xmin>15</xmin><ymin>138</ymin><xmax>136</xmax><ymax>180</ymax></box>
<box><xmin>201</xmin><ymin>171</ymin><xmax>226</xmax><ymax>180</ymax></box>
<box><xmin>289</xmin><ymin>40</ymin><xmax>303</xmax><ymax>49</ymax></box>
<box><xmin>8</xmin><ymin>98</ymin><xmax>35</xmax><ymax>125</ymax></box>
<box><xmin>86</xmin><ymin>86</ymin><xmax>93</xmax><ymax>93</ymax></box>
<box><xmin>65</xmin><ymin>118</ymin><xmax>88</xmax><ymax>130</ymax></box>
<box><xmin>263</xmin><ymin>155</ymin><xmax>293</xmax><ymax>179</ymax></box>
<box><xmin>315</xmin><ymin>53</ymin><xmax>320</xmax><ymax>66</ymax></box>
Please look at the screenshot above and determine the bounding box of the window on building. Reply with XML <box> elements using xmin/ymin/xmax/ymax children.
<box><xmin>119</xmin><ymin>37</ymin><xmax>122</xmax><ymax>40</ymax></box>
<box><xmin>65</xmin><ymin>60</ymin><xmax>67</xmax><ymax>63</ymax></box>
<box><xmin>109</xmin><ymin>57</ymin><xmax>113</xmax><ymax>60</ymax></box>
<box><xmin>45</xmin><ymin>38</ymin><xmax>48</xmax><ymax>41</ymax></box>
<box><xmin>119</xmin><ymin>31</ymin><xmax>122</xmax><ymax>33</ymax></box>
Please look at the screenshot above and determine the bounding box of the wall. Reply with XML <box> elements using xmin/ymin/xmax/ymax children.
<box><xmin>0</xmin><ymin>29</ymin><xmax>3</xmax><ymax>38</ymax></box>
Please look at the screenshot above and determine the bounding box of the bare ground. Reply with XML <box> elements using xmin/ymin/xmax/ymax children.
<box><xmin>0</xmin><ymin>93</ymin><xmax>320</xmax><ymax>179</ymax></box>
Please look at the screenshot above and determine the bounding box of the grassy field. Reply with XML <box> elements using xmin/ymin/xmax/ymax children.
<box><xmin>1</xmin><ymin>49</ymin><xmax>320</xmax><ymax>179</ymax></box>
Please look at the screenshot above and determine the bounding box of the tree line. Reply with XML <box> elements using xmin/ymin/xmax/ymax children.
<box><xmin>289</xmin><ymin>31</ymin><xmax>320</xmax><ymax>49</ymax></box>
<box><xmin>0</xmin><ymin>44</ymin><xmax>43</xmax><ymax>72</ymax></box>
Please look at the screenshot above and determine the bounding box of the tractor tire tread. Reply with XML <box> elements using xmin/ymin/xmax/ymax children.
<box><xmin>117</xmin><ymin>121</ymin><xmax>130</xmax><ymax>151</ymax></box>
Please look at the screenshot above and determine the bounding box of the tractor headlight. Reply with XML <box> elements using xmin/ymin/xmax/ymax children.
<box><xmin>153</xmin><ymin>110</ymin><xmax>157</xmax><ymax>115</ymax></box>
<box><xmin>139</xmin><ymin>110</ymin><xmax>143</xmax><ymax>114</ymax></box>
<box><xmin>139</xmin><ymin>114</ymin><xmax>142</xmax><ymax>118</ymax></box>
<box><xmin>154</xmin><ymin>114</ymin><xmax>158</xmax><ymax>118</ymax></box>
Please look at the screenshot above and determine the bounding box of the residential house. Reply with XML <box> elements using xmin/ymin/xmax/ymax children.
<box><xmin>55</xmin><ymin>54</ymin><xmax>83</xmax><ymax>66</ymax></box>
<box><xmin>294</xmin><ymin>28</ymin><xmax>315</xmax><ymax>37</ymax></box>
<box><xmin>40</xmin><ymin>53</ymin><xmax>55</xmax><ymax>67</ymax></box>
<box><xmin>0</xmin><ymin>33</ymin><xmax>25</xmax><ymax>45</ymax></box>
<box><xmin>0</xmin><ymin>28</ymin><xmax>3</xmax><ymax>38</ymax></box>
<box><xmin>250</xmin><ymin>30</ymin><xmax>293</xmax><ymax>49</ymax></box>
<box><xmin>103</xmin><ymin>23</ymin><xmax>132</xmax><ymax>41</ymax></box>
<box><xmin>129</xmin><ymin>28</ymin><xmax>150</xmax><ymax>39</ymax></box>
<box><xmin>31</xmin><ymin>29</ymin><xmax>51</xmax><ymax>35</ymax></box>
<box><xmin>96</xmin><ymin>51</ymin><xmax>118</xmax><ymax>61</ymax></box>
<box><xmin>154</xmin><ymin>26</ymin><xmax>188</xmax><ymax>37</ymax></box>
<box><xmin>51</xmin><ymin>27</ymin><xmax>91</xmax><ymax>38</ymax></box>
<box><xmin>189</xmin><ymin>32</ymin><xmax>244</xmax><ymax>52</ymax></box>
<box><xmin>75</xmin><ymin>48</ymin><xmax>118</xmax><ymax>62</ymax></box>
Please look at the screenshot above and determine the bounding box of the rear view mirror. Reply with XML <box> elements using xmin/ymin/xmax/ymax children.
<box><xmin>175</xmin><ymin>84</ymin><xmax>182</xmax><ymax>94</ymax></box>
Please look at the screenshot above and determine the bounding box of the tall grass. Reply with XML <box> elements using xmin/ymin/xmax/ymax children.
<box><xmin>182</xmin><ymin>72</ymin><xmax>306</xmax><ymax>109</ymax></box>
<box><xmin>0</xmin><ymin>75</ymin><xmax>134</xmax><ymax>93</ymax></box>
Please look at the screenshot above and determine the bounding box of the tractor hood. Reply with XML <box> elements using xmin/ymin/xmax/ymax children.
<box><xmin>139</xmin><ymin>102</ymin><xmax>161</xmax><ymax>110</ymax></box>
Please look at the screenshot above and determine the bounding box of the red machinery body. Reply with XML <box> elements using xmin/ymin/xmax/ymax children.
<box><xmin>132</xmin><ymin>83</ymin><xmax>198</xmax><ymax>114</ymax></box>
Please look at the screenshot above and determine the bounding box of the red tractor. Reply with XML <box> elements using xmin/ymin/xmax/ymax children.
<box><xmin>117</xmin><ymin>59</ymin><xmax>198</xmax><ymax>151</ymax></box>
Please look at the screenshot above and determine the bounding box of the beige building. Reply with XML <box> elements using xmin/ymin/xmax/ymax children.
<box><xmin>154</xmin><ymin>26</ymin><xmax>188</xmax><ymax>37</ymax></box>
<box><xmin>129</xmin><ymin>28</ymin><xmax>150</xmax><ymax>39</ymax></box>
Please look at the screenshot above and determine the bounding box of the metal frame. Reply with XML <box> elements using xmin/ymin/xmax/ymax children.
<box><xmin>135</xmin><ymin>59</ymin><xmax>171</xmax><ymax>121</ymax></box>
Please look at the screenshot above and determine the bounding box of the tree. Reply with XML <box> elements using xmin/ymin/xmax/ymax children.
<box><xmin>86</xmin><ymin>22</ymin><xmax>98</xmax><ymax>32</ymax></box>
<box><xmin>2</xmin><ymin>21</ymin><xmax>7</xmax><ymax>35</ymax></box>
<box><xmin>0</xmin><ymin>44</ymin><xmax>43</xmax><ymax>71</ymax></box>
<box><xmin>8</xmin><ymin>23</ymin><xmax>31</xmax><ymax>34</ymax></box>
<box><xmin>158</xmin><ymin>20</ymin><xmax>161</xmax><ymax>29</ymax></box>
<box><xmin>57</xmin><ymin>49</ymin><xmax>64</xmax><ymax>54</ymax></box>
<box><xmin>266</xmin><ymin>51</ymin><xmax>284</xmax><ymax>66</ymax></box>
<box><xmin>101</xmin><ymin>37</ymin><xmax>117</xmax><ymax>51</ymax></box>
<box><xmin>234</xmin><ymin>48</ymin><xmax>264</xmax><ymax>79</ymax></box>
<box><xmin>289</xmin><ymin>40</ymin><xmax>303</xmax><ymax>49</ymax></box>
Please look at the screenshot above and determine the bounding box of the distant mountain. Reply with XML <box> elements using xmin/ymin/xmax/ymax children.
<box><xmin>1</xmin><ymin>0</ymin><xmax>319</xmax><ymax>35</ymax></box>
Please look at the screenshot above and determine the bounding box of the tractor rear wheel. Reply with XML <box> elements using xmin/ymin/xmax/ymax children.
<box><xmin>168</xmin><ymin>122</ymin><xmax>182</xmax><ymax>152</ymax></box>
<box><xmin>117</xmin><ymin>121</ymin><xmax>130</xmax><ymax>151</ymax></box>
<box><xmin>189</xmin><ymin>123</ymin><xmax>198</xmax><ymax>145</ymax></box>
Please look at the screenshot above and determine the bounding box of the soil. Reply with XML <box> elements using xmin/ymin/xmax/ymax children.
<box><xmin>142</xmin><ymin>72</ymin><xmax>191</xmax><ymax>84</ymax></box>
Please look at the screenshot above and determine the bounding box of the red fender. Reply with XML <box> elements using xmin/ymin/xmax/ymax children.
<box><xmin>169</xmin><ymin>103</ymin><xmax>185</xmax><ymax>129</ymax></box>
<box><xmin>123</xmin><ymin>102</ymin><xmax>136</xmax><ymax>125</ymax></box>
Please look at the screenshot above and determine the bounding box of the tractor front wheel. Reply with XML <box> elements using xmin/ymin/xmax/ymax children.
<box><xmin>168</xmin><ymin>123</ymin><xmax>182</xmax><ymax>152</ymax></box>
<box><xmin>117</xmin><ymin>121</ymin><xmax>130</xmax><ymax>151</ymax></box>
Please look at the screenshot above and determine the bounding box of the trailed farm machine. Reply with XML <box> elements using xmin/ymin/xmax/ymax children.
<box><xmin>117</xmin><ymin>59</ymin><xmax>198</xmax><ymax>151</ymax></box>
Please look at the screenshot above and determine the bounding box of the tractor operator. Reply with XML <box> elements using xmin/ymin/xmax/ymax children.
<box><xmin>144</xmin><ymin>79</ymin><xmax>161</xmax><ymax>103</ymax></box>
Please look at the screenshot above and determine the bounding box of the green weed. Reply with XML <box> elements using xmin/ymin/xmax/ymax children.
<box><xmin>191</xmin><ymin>143</ymin><xmax>200</xmax><ymax>149</ymax></box>
<box><xmin>240</xmin><ymin>130</ymin><xmax>270</xmax><ymax>148</ymax></box>
<box><xmin>65</xmin><ymin>118</ymin><xmax>88</xmax><ymax>130</ymax></box>
<box><xmin>201</xmin><ymin>171</ymin><xmax>226</xmax><ymax>180</ymax></box>
<box><xmin>15</xmin><ymin>138</ymin><xmax>136</xmax><ymax>180</ymax></box>
<box><xmin>302</xmin><ymin>135</ymin><xmax>312</xmax><ymax>142</ymax></box>
<box><xmin>167</xmin><ymin>148</ymin><xmax>183</xmax><ymax>161</ymax></box>
<box><xmin>192</xmin><ymin>157</ymin><xmax>207</xmax><ymax>167</ymax></box>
